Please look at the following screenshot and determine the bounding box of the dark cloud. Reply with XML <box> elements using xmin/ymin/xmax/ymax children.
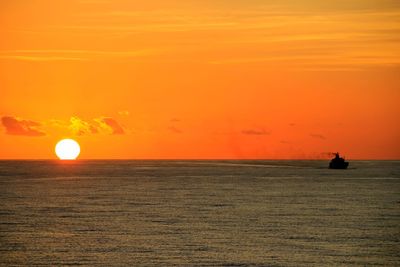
<box><xmin>101</xmin><ymin>117</ymin><xmax>125</xmax><ymax>134</ymax></box>
<box><xmin>168</xmin><ymin>126</ymin><xmax>183</xmax><ymax>134</ymax></box>
<box><xmin>1</xmin><ymin>116</ymin><xmax>45</xmax><ymax>136</ymax></box>
<box><xmin>310</xmin><ymin>133</ymin><xmax>326</xmax><ymax>140</ymax></box>
<box><xmin>242</xmin><ymin>129</ymin><xmax>270</xmax><ymax>135</ymax></box>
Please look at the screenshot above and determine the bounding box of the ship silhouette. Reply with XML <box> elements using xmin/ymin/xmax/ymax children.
<box><xmin>329</xmin><ymin>152</ymin><xmax>349</xmax><ymax>169</ymax></box>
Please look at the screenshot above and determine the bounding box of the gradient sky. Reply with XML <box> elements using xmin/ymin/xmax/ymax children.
<box><xmin>0</xmin><ymin>0</ymin><xmax>399</xmax><ymax>159</ymax></box>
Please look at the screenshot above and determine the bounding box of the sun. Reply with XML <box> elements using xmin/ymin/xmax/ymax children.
<box><xmin>55</xmin><ymin>139</ymin><xmax>81</xmax><ymax>160</ymax></box>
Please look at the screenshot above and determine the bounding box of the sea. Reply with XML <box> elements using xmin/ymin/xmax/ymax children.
<box><xmin>0</xmin><ymin>160</ymin><xmax>399</xmax><ymax>266</ymax></box>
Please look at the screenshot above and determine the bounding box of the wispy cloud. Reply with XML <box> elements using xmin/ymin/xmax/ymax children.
<box><xmin>310</xmin><ymin>133</ymin><xmax>326</xmax><ymax>140</ymax></box>
<box><xmin>242</xmin><ymin>129</ymin><xmax>270</xmax><ymax>135</ymax></box>
<box><xmin>168</xmin><ymin>125</ymin><xmax>183</xmax><ymax>134</ymax></box>
<box><xmin>0</xmin><ymin>55</ymin><xmax>87</xmax><ymax>61</ymax></box>
<box><xmin>118</xmin><ymin>110</ymin><xmax>130</xmax><ymax>116</ymax></box>
<box><xmin>78</xmin><ymin>0</ymin><xmax>111</xmax><ymax>4</ymax></box>
<box><xmin>2</xmin><ymin>1</ymin><xmax>399</xmax><ymax>69</ymax></box>
<box><xmin>0</xmin><ymin>49</ymin><xmax>159</xmax><ymax>62</ymax></box>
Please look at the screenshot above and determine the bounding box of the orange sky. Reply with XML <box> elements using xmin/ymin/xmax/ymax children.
<box><xmin>0</xmin><ymin>0</ymin><xmax>399</xmax><ymax>159</ymax></box>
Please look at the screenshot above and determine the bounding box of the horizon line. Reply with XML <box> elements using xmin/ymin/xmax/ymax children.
<box><xmin>0</xmin><ymin>158</ymin><xmax>399</xmax><ymax>161</ymax></box>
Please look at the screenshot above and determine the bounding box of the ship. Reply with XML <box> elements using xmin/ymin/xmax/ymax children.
<box><xmin>329</xmin><ymin>152</ymin><xmax>349</xmax><ymax>169</ymax></box>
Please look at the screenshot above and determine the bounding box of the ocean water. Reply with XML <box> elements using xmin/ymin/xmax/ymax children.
<box><xmin>0</xmin><ymin>160</ymin><xmax>399</xmax><ymax>266</ymax></box>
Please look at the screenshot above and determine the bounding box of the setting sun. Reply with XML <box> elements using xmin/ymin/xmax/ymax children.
<box><xmin>55</xmin><ymin>139</ymin><xmax>80</xmax><ymax>160</ymax></box>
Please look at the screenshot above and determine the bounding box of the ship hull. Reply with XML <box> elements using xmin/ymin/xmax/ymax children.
<box><xmin>329</xmin><ymin>161</ymin><xmax>349</xmax><ymax>169</ymax></box>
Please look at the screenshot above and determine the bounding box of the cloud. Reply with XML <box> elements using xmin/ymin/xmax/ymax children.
<box><xmin>1</xmin><ymin>115</ymin><xmax>125</xmax><ymax>137</ymax></box>
<box><xmin>68</xmin><ymin>116</ymin><xmax>125</xmax><ymax>135</ymax></box>
<box><xmin>0</xmin><ymin>55</ymin><xmax>86</xmax><ymax>62</ymax></box>
<box><xmin>78</xmin><ymin>0</ymin><xmax>111</xmax><ymax>4</ymax></box>
<box><xmin>242</xmin><ymin>129</ymin><xmax>270</xmax><ymax>135</ymax></box>
<box><xmin>69</xmin><ymin>116</ymin><xmax>98</xmax><ymax>135</ymax></box>
<box><xmin>168</xmin><ymin>126</ymin><xmax>183</xmax><ymax>134</ymax></box>
<box><xmin>310</xmin><ymin>133</ymin><xmax>326</xmax><ymax>140</ymax></box>
<box><xmin>1</xmin><ymin>116</ymin><xmax>45</xmax><ymax>136</ymax></box>
<box><xmin>0</xmin><ymin>49</ymin><xmax>158</xmax><ymax>62</ymax></box>
<box><xmin>3</xmin><ymin>3</ymin><xmax>397</xmax><ymax>70</ymax></box>
<box><xmin>118</xmin><ymin>110</ymin><xmax>130</xmax><ymax>116</ymax></box>
<box><xmin>48</xmin><ymin>119</ymin><xmax>69</xmax><ymax>128</ymax></box>
<box><xmin>97</xmin><ymin>117</ymin><xmax>125</xmax><ymax>135</ymax></box>
<box><xmin>168</xmin><ymin>118</ymin><xmax>183</xmax><ymax>133</ymax></box>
